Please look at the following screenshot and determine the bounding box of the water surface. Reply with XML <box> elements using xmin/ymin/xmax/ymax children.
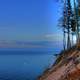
<box><xmin>0</xmin><ymin>49</ymin><xmax>60</xmax><ymax>80</ymax></box>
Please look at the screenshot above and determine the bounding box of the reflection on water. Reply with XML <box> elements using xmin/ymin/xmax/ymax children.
<box><xmin>0</xmin><ymin>50</ymin><xmax>57</xmax><ymax>80</ymax></box>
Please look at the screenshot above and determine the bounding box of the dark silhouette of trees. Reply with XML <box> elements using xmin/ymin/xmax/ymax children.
<box><xmin>58</xmin><ymin>0</ymin><xmax>79</xmax><ymax>50</ymax></box>
<box><xmin>66</xmin><ymin>0</ymin><xmax>72</xmax><ymax>49</ymax></box>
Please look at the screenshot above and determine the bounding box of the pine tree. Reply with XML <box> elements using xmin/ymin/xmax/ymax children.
<box><xmin>58</xmin><ymin>0</ymin><xmax>67</xmax><ymax>50</ymax></box>
<box><xmin>66</xmin><ymin>0</ymin><xmax>72</xmax><ymax>49</ymax></box>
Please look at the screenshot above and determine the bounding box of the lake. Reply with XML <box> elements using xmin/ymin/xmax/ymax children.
<box><xmin>0</xmin><ymin>49</ymin><xmax>61</xmax><ymax>80</ymax></box>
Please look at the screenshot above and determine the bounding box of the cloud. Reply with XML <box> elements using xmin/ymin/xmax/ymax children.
<box><xmin>0</xmin><ymin>40</ymin><xmax>63</xmax><ymax>49</ymax></box>
<box><xmin>0</xmin><ymin>33</ymin><xmax>63</xmax><ymax>48</ymax></box>
<box><xmin>45</xmin><ymin>33</ymin><xmax>63</xmax><ymax>42</ymax></box>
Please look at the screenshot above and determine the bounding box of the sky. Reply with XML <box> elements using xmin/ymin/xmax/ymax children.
<box><xmin>0</xmin><ymin>0</ymin><xmax>63</xmax><ymax>48</ymax></box>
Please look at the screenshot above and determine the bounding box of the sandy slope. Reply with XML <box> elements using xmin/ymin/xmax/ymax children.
<box><xmin>38</xmin><ymin>49</ymin><xmax>80</xmax><ymax>80</ymax></box>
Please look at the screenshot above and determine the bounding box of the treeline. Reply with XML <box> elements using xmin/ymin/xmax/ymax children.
<box><xmin>58</xmin><ymin>0</ymin><xmax>80</xmax><ymax>50</ymax></box>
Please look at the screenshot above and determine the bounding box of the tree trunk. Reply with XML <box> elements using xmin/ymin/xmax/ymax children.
<box><xmin>63</xmin><ymin>28</ymin><xmax>66</xmax><ymax>50</ymax></box>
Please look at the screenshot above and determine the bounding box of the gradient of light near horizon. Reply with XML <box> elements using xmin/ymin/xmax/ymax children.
<box><xmin>0</xmin><ymin>0</ymin><xmax>62</xmax><ymax>48</ymax></box>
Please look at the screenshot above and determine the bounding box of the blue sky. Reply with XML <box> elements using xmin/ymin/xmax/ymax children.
<box><xmin>0</xmin><ymin>0</ymin><xmax>62</xmax><ymax>48</ymax></box>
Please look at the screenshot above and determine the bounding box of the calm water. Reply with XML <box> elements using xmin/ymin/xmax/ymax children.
<box><xmin>0</xmin><ymin>49</ymin><xmax>60</xmax><ymax>80</ymax></box>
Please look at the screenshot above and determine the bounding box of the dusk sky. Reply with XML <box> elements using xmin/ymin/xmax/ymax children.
<box><xmin>0</xmin><ymin>0</ymin><xmax>63</xmax><ymax>48</ymax></box>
